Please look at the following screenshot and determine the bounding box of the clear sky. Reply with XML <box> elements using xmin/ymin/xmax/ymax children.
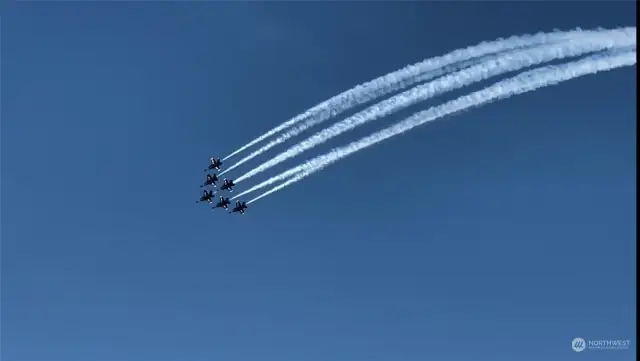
<box><xmin>1</xmin><ymin>2</ymin><xmax>636</xmax><ymax>361</ymax></box>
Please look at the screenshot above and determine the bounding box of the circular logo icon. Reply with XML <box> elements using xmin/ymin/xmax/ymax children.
<box><xmin>572</xmin><ymin>338</ymin><xmax>586</xmax><ymax>352</ymax></box>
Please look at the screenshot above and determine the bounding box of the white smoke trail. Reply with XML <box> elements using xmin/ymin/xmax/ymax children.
<box><xmin>222</xmin><ymin>27</ymin><xmax>631</xmax><ymax>162</ymax></box>
<box><xmin>245</xmin><ymin>50</ymin><xmax>636</xmax><ymax>204</ymax></box>
<box><xmin>232</xmin><ymin>29</ymin><xmax>635</xmax><ymax>183</ymax></box>
<box><xmin>230</xmin><ymin>166</ymin><xmax>302</xmax><ymax>200</ymax></box>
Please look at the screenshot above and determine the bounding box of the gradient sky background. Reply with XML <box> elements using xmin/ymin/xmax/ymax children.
<box><xmin>1</xmin><ymin>2</ymin><xmax>636</xmax><ymax>361</ymax></box>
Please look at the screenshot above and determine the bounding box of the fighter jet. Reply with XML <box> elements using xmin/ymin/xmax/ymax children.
<box><xmin>204</xmin><ymin>157</ymin><xmax>223</xmax><ymax>172</ymax></box>
<box><xmin>200</xmin><ymin>173</ymin><xmax>219</xmax><ymax>188</ymax></box>
<box><xmin>229</xmin><ymin>200</ymin><xmax>248</xmax><ymax>215</ymax></box>
<box><xmin>219</xmin><ymin>178</ymin><xmax>235</xmax><ymax>192</ymax></box>
<box><xmin>196</xmin><ymin>190</ymin><xmax>215</xmax><ymax>204</ymax></box>
<box><xmin>212</xmin><ymin>196</ymin><xmax>231</xmax><ymax>210</ymax></box>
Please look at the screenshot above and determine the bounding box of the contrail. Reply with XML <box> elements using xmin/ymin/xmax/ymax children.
<box><xmin>230</xmin><ymin>167</ymin><xmax>302</xmax><ymax>201</ymax></box>
<box><xmin>233</xmin><ymin>29</ymin><xmax>635</xmax><ymax>183</ymax></box>
<box><xmin>221</xmin><ymin>27</ymin><xmax>627</xmax><ymax>162</ymax></box>
<box><xmin>245</xmin><ymin>50</ymin><xmax>636</xmax><ymax>204</ymax></box>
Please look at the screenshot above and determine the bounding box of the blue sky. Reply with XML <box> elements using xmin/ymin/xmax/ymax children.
<box><xmin>1</xmin><ymin>2</ymin><xmax>636</xmax><ymax>361</ymax></box>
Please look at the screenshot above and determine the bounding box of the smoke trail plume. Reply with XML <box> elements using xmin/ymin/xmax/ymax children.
<box><xmin>231</xmin><ymin>167</ymin><xmax>302</xmax><ymax>200</ymax></box>
<box><xmin>222</xmin><ymin>28</ymin><xmax>629</xmax><ymax>162</ymax></box>
<box><xmin>246</xmin><ymin>50</ymin><xmax>636</xmax><ymax>204</ymax></box>
<box><xmin>233</xmin><ymin>29</ymin><xmax>635</xmax><ymax>183</ymax></box>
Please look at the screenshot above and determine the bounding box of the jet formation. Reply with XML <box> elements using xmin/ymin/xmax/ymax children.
<box><xmin>196</xmin><ymin>157</ymin><xmax>248</xmax><ymax>215</ymax></box>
